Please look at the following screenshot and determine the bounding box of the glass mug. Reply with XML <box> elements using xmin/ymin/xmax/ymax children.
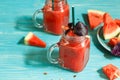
<box><xmin>47</xmin><ymin>33</ymin><xmax>90</xmax><ymax>72</ymax></box>
<box><xmin>33</xmin><ymin>0</ymin><xmax>69</xmax><ymax>35</ymax></box>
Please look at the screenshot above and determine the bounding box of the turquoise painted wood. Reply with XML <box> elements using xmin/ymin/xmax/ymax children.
<box><xmin>0</xmin><ymin>0</ymin><xmax>120</xmax><ymax>80</ymax></box>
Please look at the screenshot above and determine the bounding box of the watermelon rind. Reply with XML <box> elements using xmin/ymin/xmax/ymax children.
<box><xmin>24</xmin><ymin>32</ymin><xmax>33</xmax><ymax>45</ymax></box>
<box><xmin>104</xmin><ymin>26</ymin><xmax>120</xmax><ymax>40</ymax></box>
<box><xmin>88</xmin><ymin>9</ymin><xmax>105</xmax><ymax>15</ymax></box>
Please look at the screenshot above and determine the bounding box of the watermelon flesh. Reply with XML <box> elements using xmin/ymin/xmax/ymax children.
<box><xmin>24</xmin><ymin>32</ymin><xmax>46</xmax><ymax>48</ymax></box>
<box><xmin>114</xmin><ymin>19</ymin><xmax>120</xmax><ymax>26</ymax></box>
<box><xmin>103</xmin><ymin>13</ymin><xmax>113</xmax><ymax>24</ymax></box>
<box><xmin>102</xmin><ymin>64</ymin><xmax>120</xmax><ymax>80</ymax></box>
<box><xmin>103</xmin><ymin>13</ymin><xmax>120</xmax><ymax>40</ymax></box>
<box><xmin>108</xmin><ymin>37</ymin><xmax>120</xmax><ymax>47</ymax></box>
<box><xmin>88</xmin><ymin>9</ymin><xmax>105</xmax><ymax>29</ymax></box>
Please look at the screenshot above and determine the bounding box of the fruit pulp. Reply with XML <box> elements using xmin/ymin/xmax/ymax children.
<box><xmin>43</xmin><ymin>3</ymin><xmax>69</xmax><ymax>35</ymax></box>
<box><xmin>59</xmin><ymin>35</ymin><xmax>90</xmax><ymax>72</ymax></box>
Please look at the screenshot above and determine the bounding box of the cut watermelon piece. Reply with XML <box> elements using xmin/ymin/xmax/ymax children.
<box><xmin>103</xmin><ymin>13</ymin><xmax>120</xmax><ymax>40</ymax></box>
<box><xmin>67</xmin><ymin>30</ymin><xmax>76</xmax><ymax>36</ymax></box>
<box><xmin>102</xmin><ymin>64</ymin><xmax>120</xmax><ymax>80</ymax></box>
<box><xmin>24</xmin><ymin>32</ymin><xmax>46</xmax><ymax>48</ymax></box>
<box><xmin>108</xmin><ymin>37</ymin><xmax>120</xmax><ymax>47</ymax></box>
<box><xmin>88</xmin><ymin>9</ymin><xmax>105</xmax><ymax>29</ymax></box>
<box><xmin>114</xmin><ymin>19</ymin><xmax>120</xmax><ymax>26</ymax></box>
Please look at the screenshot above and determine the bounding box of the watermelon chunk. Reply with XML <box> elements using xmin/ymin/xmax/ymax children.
<box><xmin>88</xmin><ymin>9</ymin><xmax>105</xmax><ymax>29</ymax></box>
<box><xmin>24</xmin><ymin>32</ymin><xmax>46</xmax><ymax>48</ymax></box>
<box><xmin>103</xmin><ymin>13</ymin><xmax>120</xmax><ymax>40</ymax></box>
<box><xmin>102</xmin><ymin>64</ymin><xmax>120</xmax><ymax>80</ymax></box>
<box><xmin>108</xmin><ymin>37</ymin><xmax>120</xmax><ymax>47</ymax></box>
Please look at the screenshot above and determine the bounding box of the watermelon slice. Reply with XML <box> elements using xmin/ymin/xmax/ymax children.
<box><xmin>114</xmin><ymin>19</ymin><xmax>120</xmax><ymax>26</ymax></box>
<box><xmin>24</xmin><ymin>32</ymin><xmax>46</xmax><ymax>48</ymax></box>
<box><xmin>102</xmin><ymin>64</ymin><xmax>120</xmax><ymax>80</ymax></box>
<box><xmin>88</xmin><ymin>9</ymin><xmax>105</xmax><ymax>29</ymax></box>
<box><xmin>103</xmin><ymin>13</ymin><xmax>120</xmax><ymax>40</ymax></box>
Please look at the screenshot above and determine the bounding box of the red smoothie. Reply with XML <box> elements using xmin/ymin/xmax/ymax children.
<box><xmin>42</xmin><ymin>1</ymin><xmax>69</xmax><ymax>35</ymax></box>
<box><xmin>58</xmin><ymin>33</ymin><xmax>90</xmax><ymax>72</ymax></box>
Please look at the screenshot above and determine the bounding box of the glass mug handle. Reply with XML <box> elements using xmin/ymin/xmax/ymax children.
<box><xmin>32</xmin><ymin>9</ymin><xmax>43</xmax><ymax>28</ymax></box>
<box><xmin>47</xmin><ymin>43</ymin><xmax>59</xmax><ymax>64</ymax></box>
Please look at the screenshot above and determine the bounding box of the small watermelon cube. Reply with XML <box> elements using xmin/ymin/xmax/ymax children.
<box><xmin>24</xmin><ymin>32</ymin><xmax>46</xmax><ymax>48</ymax></box>
<box><xmin>108</xmin><ymin>37</ymin><xmax>120</xmax><ymax>47</ymax></box>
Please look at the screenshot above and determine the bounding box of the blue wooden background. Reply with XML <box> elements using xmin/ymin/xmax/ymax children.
<box><xmin>0</xmin><ymin>0</ymin><xmax>120</xmax><ymax>80</ymax></box>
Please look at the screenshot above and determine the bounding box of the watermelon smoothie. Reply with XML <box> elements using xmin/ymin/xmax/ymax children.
<box><xmin>58</xmin><ymin>33</ymin><xmax>90</xmax><ymax>72</ymax></box>
<box><xmin>47</xmin><ymin>21</ymin><xmax>90</xmax><ymax>72</ymax></box>
<box><xmin>42</xmin><ymin>0</ymin><xmax>69</xmax><ymax>35</ymax></box>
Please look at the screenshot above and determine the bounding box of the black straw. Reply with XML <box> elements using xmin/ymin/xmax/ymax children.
<box><xmin>52</xmin><ymin>0</ymin><xmax>54</xmax><ymax>10</ymax></box>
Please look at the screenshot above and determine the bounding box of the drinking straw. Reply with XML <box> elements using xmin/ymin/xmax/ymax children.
<box><xmin>52</xmin><ymin>0</ymin><xmax>54</xmax><ymax>10</ymax></box>
<box><xmin>72</xmin><ymin>6</ymin><xmax>75</xmax><ymax>26</ymax></box>
<box><xmin>66</xmin><ymin>0</ymin><xmax>68</xmax><ymax>4</ymax></box>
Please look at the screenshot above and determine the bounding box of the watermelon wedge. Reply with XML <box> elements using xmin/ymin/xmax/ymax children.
<box><xmin>88</xmin><ymin>9</ymin><xmax>105</xmax><ymax>29</ymax></box>
<box><xmin>103</xmin><ymin>13</ymin><xmax>120</xmax><ymax>40</ymax></box>
<box><xmin>102</xmin><ymin>64</ymin><xmax>120</xmax><ymax>80</ymax></box>
<box><xmin>24</xmin><ymin>32</ymin><xmax>46</xmax><ymax>48</ymax></box>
